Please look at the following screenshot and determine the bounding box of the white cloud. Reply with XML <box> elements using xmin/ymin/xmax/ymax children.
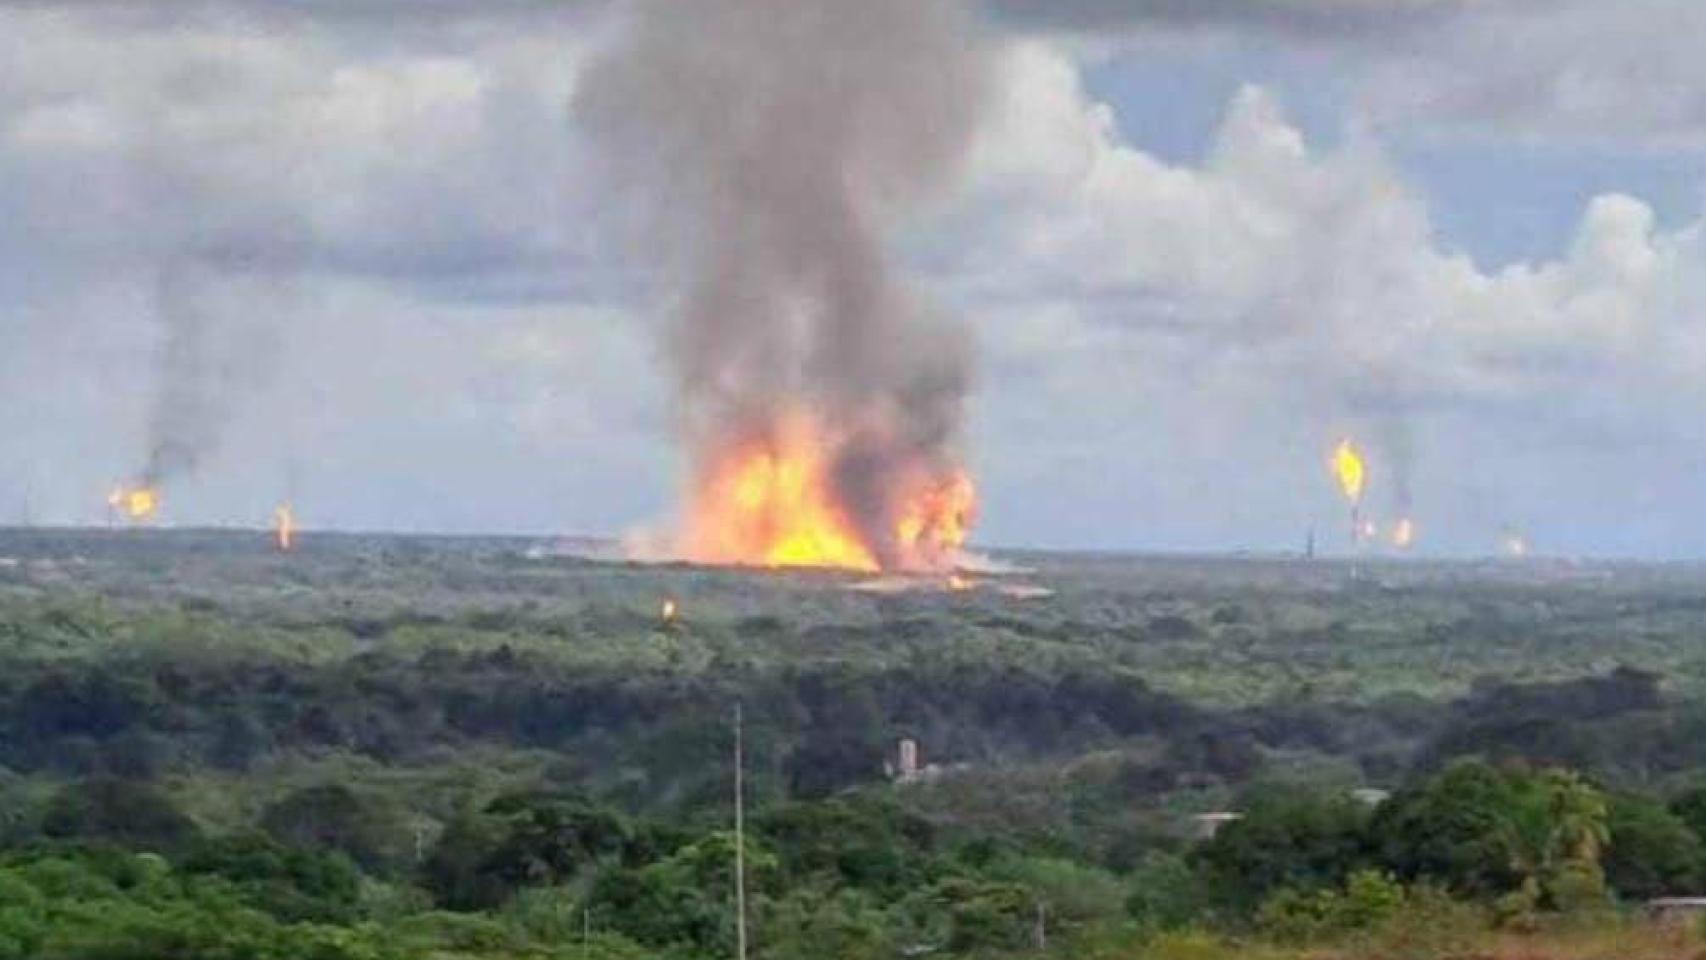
<box><xmin>961</xmin><ymin>43</ymin><xmax>1706</xmax><ymax>402</ymax></box>
<box><xmin>2</xmin><ymin>3</ymin><xmax>1704</xmax><ymax>554</ymax></box>
<box><xmin>1358</xmin><ymin>1</ymin><xmax>1706</xmax><ymax>149</ymax></box>
<box><xmin>948</xmin><ymin>41</ymin><xmax>1706</xmax><ymax>552</ymax></box>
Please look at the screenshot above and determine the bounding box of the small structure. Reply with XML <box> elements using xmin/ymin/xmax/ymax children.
<box><xmin>897</xmin><ymin>738</ymin><xmax>919</xmax><ymax>781</ymax></box>
<box><xmin>1645</xmin><ymin>897</ymin><xmax>1706</xmax><ymax>928</ymax></box>
<box><xmin>1191</xmin><ymin>812</ymin><xmax>1243</xmax><ymax>841</ymax></box>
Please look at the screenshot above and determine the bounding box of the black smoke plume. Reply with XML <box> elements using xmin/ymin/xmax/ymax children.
<box><xmin>576</xmin><ymin>0</ymin><xmax>995</xmax><ymax>567</ymax></box>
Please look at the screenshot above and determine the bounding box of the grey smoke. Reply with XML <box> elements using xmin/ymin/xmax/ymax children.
<box><xmin>136</xmin><ymin>242</ymin><xmax>297</xmax><ymax>492</ymax></box>
<box><xmin>576</xmin><ymin>0</ymin><xmax>994</xmax><ymax>566</ymax></box>
<box><xmin>139</xmin><ymin>254</ymin><xmax>226</xmax><ymax>486</ymax></box>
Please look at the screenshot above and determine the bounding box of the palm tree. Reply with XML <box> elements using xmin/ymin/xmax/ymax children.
<box><xmin>1498</xmin><ymin>769</ymin><xmax>1610</xmax><ymax>909</ymax></box>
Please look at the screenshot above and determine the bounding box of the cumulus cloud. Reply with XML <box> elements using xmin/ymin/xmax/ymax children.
<box><xmin>0</xmin><ymin>4</ymin><xmax>635</xmax><ymax>529</ymax></box>
<box><xmin>1</xmin><ymin>0</ymin><xmax>1703</xmax><ymax>555</ymax></box>
<box><xmin>984</xmin><ymin>0</ymin><xmax>1484</xmax><ymax>41</ymax></box>
<box><xmin>960</xmin><ymin>43</ymin><xmax>1706</xmax><ymax>403</ymax></box>
<box><xmin>1358</xmin><ymin>1</ymin><xmax>1706</xmax><ymax>149</ymax></box>
<box><xmin>948</xmin><ymin>42</ymin><xmax>1706</xmax><ymax>553</ymax></box>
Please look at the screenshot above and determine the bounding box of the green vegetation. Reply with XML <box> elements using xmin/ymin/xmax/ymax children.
<box><xmin>4</xmin><ymin>529</ymin><xmax>1706</xmax><ymax>957</ymax></box>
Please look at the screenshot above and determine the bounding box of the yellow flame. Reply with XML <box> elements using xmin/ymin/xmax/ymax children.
<box><xmin>661</xmin><ymin>597</ymin><xmax>678</xmax><ymax>622</ymax></box>
<box><xmin>108</xmin><ymin>485</ymin><xmax>160</xmax><ymax>522</ymax></box>
<box><xmin>274</xmin><ymin>503</ymin><xmax>295</xmax><ymax>552</ymax></box>
<box><xmin>1331</xmin><ymin>439</ymin><xmax>1366</xmax><ymax>503</ymax></box>
<box><xmin>684</xmin><ymin>412</ymin><xmax>976</xmax><ymax>572</ymax></box>
<box><xmin>1392</xmin><ymin>518</ymin><xmax>1416</xmax><ymax>549</ymax></box>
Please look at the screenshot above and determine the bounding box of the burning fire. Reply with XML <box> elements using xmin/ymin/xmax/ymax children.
<box><xmin>108</xmin><ymin>485</ymin><xmax>160</xmax><ymax>522</ymax></box>
<box><xmin>1331</xmin><ymin>439</ymin><xmax>1366</xmax><ymax>504</ymax></box>
<box><xmin>1391</xmin><ymin>518</ymin><xmax>1416</xmax><ymax>550</ymax></box>
<box><xmin>661</xmin><ymin>597</ymin><xmax>678</xmax><ymax>623</ymax></box>
<box><xmin>1502</xmin><ymin>528</ymin><xmax>1529</xmax><ymax>558</ymax></box>
<box><xmin>274</xmin><ymin>503</ymin><xmax>295</xmax><ymax>552</ymax></box>
<box><xmin>683</xmin><ymin>414</ymin><xmax>976</xmax><ymax>572</ymax></box>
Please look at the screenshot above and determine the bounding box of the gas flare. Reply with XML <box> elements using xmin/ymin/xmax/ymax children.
<box><xmin>1391</xmin><ymin>518</ymin><xmax>1416</xmax><ymax>549</ymax></box>
<box><xmin>1502</xmin><ymin>528</ymin><xmax>1529</xmax><ymax>558</ymax></box>
<box><xmin>108</xmin><ymin>485</ymin><xmax>160</xmax><ymax>522</ymax></box>
<box><xmin>683</xmin><ymin>414</ymin><xmax>976</xmax><ymax>572</ymax></box>
<box><xmin>1331</xmin><ymin>440</ymin><xmax>1366</xmax><ymax>504</ymax></box>
<box><xmin>274</xmin><ymin>502</ymin><xmax>295</xmax><ymax>552</ymax></box>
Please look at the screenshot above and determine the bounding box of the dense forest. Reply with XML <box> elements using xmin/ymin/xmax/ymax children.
<box><xmin>3</xmin><ymin>529</ymin><xmax>1706</xmax><ymax>958</ymax></box>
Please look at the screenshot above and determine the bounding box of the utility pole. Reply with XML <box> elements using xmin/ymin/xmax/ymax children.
<box><xmin>734</xmin><ymin>701</ymin><xmax>748</xmax><ymax>960</ymax></box>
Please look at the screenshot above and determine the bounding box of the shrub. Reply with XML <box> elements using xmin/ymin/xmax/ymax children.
<box><xmin>1255</xmin><ymin>870</ymin><xmax>1404</xmax><ymax>945</ymax></box>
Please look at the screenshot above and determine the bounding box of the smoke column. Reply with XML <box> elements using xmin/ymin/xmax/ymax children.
<box><xmin>576</xmin><ymin>0</ymin><xmax>994</xmax><ymax>568</ymax></box>
<box><xmin>135</xmin><ymin>245</ymin><xmax>290</xmax><ymax>492</ymax></box>
<box><xmin>117</xmin><ymin>97</ymin><xmax>309</xmax><ymax>511</ymax></box>
<box><xmin>140</xmin><ymin>254</ymin><xmax>229</xmax><ymax>487</ymax></box>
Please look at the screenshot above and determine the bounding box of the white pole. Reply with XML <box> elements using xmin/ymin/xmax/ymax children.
<box><xmin>734</xmin><ymin>701</ymin><xmax>748</xmax><ymax>960</ymax></box>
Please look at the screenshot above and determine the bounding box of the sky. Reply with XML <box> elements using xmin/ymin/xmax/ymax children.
<box><xmin>2</xmin><ymin>0</ymin><xmax>1705</xmax><ymax>558</ymax></box>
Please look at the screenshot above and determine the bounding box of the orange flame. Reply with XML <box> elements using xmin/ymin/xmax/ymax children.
<box><xmin>683</xmin><ymin>414</ymin><xmax>976</xmax><ymax>572</ymax></box>
<box><xmin>274</xmin><ymin>503</ymin><xmax>295</xmax><ymax>552</ymax></box>
<box><xmin>1331</xmin><ymin>439</ymin><xmax>1366</xmax><ymax>503</ymax></box>
<box><xmin>108</xmin><ymin>485</ymin><xmax>160</xmax><ymax>522</ymax></box>
<box><xmin>1391</xmin><ymin>517</ymin><xmax>1416</xmax><ymax>549</ymax></box>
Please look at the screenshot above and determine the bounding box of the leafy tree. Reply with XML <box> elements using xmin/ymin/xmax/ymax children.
<box><xmin>1500</xmin><ymin>769</ymin><xmax>1610</xmax><ymax>910</ymax></box>
<box><xmin>1368</xmin><ymin>760</ymin><xmax>1526</xmax><ymax>898</ymax></box>
<box><xmin>756</xmin><ymin>796</ymin><xmax>931</xmax><ymax>896</ymax></box>
<box><xmin>420</xmin><ymin>810</ymin><xmax>509</xmax><ymax>912</ymax></box>
<box><xmin>39</xmin><ymin>779</ymin><xmax>198</xmax><ymax>853</ymax></box>
<box><xmin>1125</xmin><ymin>852</ymin><xmax>1209</xmax><ymax>931</ymax></box>
<box><xmin>421</xmin><ymin>793</ymin><xmax>630</xmax><ymax>911</ymax></box>
<box><xmin>1256</xmin><ymin>869</ymin><xmax>1405</xmax><ymax>945</ymax></box>
<box><xmin>1371</xmin><ymin>761</ymin><xmax>1611</xmax><ymax>910</ymax></box>
<box><xmin>1669</xmin><ymin>784</ymin><xmax>1706</xmax><ymax>842</ymax></box>
<box><xmin>591</xmin><ymin>831</ymin><xmax>778</xmax><ymax>954</ymax></box>
<box><xmin>1602</xmin><ymin>792</ymin><xmax>1704</xmax><ymax>900</ymax></box>
<box><xmin>479</xmin><ymin>792</ymin><xmax>630</xmax><ymax>891</ymax></box>
<box><xmin>180</xmin><ymin>832</ymin><xmax>362</xmax><ymax>923</ymax></box>
<box><xmin>990</xmin><ymin>856</ymin><xmax>1125</xmax><ymax>929</ymax></box>
<box><xmin>260</xmin><ymin>784</ymin><xmax>404</xmax><ymax>873</ymax></box>
<box><xmin>887</xmin><ymin>874</ymin><xmax>1032</xmax><ymax>955</ymax></box>
<box><xmin>757</xmin><ymin>887</ymin><xmax>890</xmax><ymax>960</ymax></box>
<box><xmin>1193</xmin><ymin>783</ymin><xmax>1369</xmax><ymax>912</ymax></box>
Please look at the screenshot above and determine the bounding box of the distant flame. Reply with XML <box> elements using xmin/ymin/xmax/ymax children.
<box><xmin>274</xmin><ymin>503</ymin><xmax>295</xmax><ymax>552</ymax></box>
<box><xmin>661</xmin><ymin>597</ymin><xmax>678</xmax><ymax>622</ymax></box>
<box><xmin>947</xmin><ymin>575</ymin><xmax>974</xmax><ymax>592</ymax></box>
<box><xmin>1503</xmin><ymin>529</ymin><xmax>1529</xmax><ymax>558</ymax></box>
<box><xmin>1392</xmin><ymin>518</ymin><xmax>1416</xmax><ymax>549</ymax></box>
<box><xmin>108</xmin><ymin>485</ymin><xmax>160</xmax><ymax>522</ymax></box>
<box><xmin>1331</xmin><ymin>439</ymin><xmax>1366</xmax><ymax>504</ymax></box>
<box><xmin>683</xmin><ymin>413</ymin><xmax>976</xmax><ymax>572</ymax></box>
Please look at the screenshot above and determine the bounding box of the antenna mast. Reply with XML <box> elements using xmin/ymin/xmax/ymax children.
<box><xmin>734</xmin><ymin>701</ymin><xmax>748</xmax><ymax>960</ymax></box>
